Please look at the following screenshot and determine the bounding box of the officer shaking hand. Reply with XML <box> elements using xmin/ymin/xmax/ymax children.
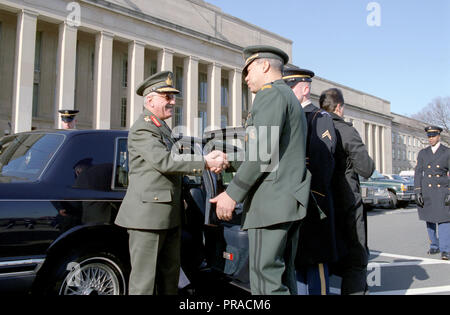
<box><xmin>115</xmin><ymin>71</ymin><xmax>228</xmax><ymax>295</ymax></box>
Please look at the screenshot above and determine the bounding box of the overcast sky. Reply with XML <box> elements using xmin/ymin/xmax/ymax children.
<box><xmin>207</xmin><ymin>0</ymin><xmax>450</xmax><ymax>116</ymax></box>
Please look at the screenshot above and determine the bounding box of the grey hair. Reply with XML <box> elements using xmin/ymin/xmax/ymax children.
<box><xmin>255</xmin><ymin>58</ymin><xmax>283</xmax><ymax>73</ymax></box>
<box><xmin>144</xmin><ymin>92</ymin><xmax>158</xmax><ymax>108</ymax></box>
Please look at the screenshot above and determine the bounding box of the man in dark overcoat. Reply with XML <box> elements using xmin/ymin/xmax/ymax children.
<box><xmin>283</xmin><ymin>66</ymin><xmax>338</xmax><ymax>295</ymax></box>
<box><xmin>320</xmin><ymin>88</ymin><xmax>375</xmax><ymax>295</ymax></box>
<box><xmin>414</xmin><ymin>126</ymin><xmax>450</xmax><ymax>260</ymax></box>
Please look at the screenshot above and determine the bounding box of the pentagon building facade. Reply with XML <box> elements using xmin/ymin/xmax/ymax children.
<box><xmin>0</xmin><ymin>0</ymin><xmax>444</xmax><ymax>174</ymax></box>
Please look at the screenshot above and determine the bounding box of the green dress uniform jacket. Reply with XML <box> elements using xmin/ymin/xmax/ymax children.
<box><xmin>414</xmin><ymin>144</ymin><xmax>450</xmax><ymax>223</ymax></box>
<box><xmin>226</xmin><ymin>79</ymin><xmax>311</xmax><ymax>230</ymax></box>
<box><xmin>115</xmin><ymin>108</ymin><xmax>205</xmax><ymax>231</ymax></box>
<box><xmin>226</xmin><ymin>79</ymin><xmax>310</xmax><ymax>295</ymax></box>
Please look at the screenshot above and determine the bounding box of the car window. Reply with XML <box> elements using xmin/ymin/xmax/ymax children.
<box><xmin>0</xmin><ymin>133</ymin><xmax>64</xmax><ymax>182</ymax></box>
<box><xmin>112</xmin><ymin>138</ymin><xmax>129</xmax><ymax>190</ymax></box>
<box><xmin>370</xmin><ymin>170</ymin><xmax>385</xmax><ymax>179</ymax></box>
<box><xmin>59</xmin><ymin>134</ymin><xmax>117</xmax><ymax>192</ymax></box>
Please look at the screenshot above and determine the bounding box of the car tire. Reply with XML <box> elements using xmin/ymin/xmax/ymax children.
<box><xmin>38</xmin><ymin>249</ymin><xmax>128</xmax><ymax>295</ymax></box>
<box><xmin>397</xmin><ymin>201</ymin><xmax>409</xmax><ymax>208</ymax></box>
<box><xmin>388</xmin><ymin>191</ymin><xmax>398</xmax><ymax>209</ymax></box>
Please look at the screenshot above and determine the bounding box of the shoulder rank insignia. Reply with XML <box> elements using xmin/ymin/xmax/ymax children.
<box><xmin>145</xmin><ymin>115</ymin><xmax>162</xmax><ymax>127</ymax></box>
<box><xmin>260</xmin><ymin>84</ymin><xmax>272</xmax><ymax>91</ymax></box>
<box><xmin>322</xmin><ymin>130</ymin><xmax>332</xmax><ymax>141</ymax></box>
<box><xmin>151</xmin><ymin>116</ymin><xmax>162</xmax><ymax>127</ymax></box>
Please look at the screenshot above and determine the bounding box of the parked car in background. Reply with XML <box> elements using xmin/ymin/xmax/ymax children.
<box><xmin>361</xmin><ymin>183</ymin><xmax>391</xmax><ymax>210</ymax></box>
<box><xmin>401</xmin><ymin>175</ymin><xmax>414</xmax><ymax>182</ymax></box>
<box><xmin>383</xmin><ymin>174</ymin><xmax>416</xmax><ymax>204</ymax></box>
<box><xmin>0</xmin><ymin>128</ymin><xmax>251</xmax><ymax>295</ymax></box>
<box><xmin>360</xmin><ymin>170</ymin><xmax>415</xmax><ymax>209</ymax></box>
<box><xmin>399</xmin><ymin>170</ymin><xmax>415</xmax><ymax>179</ymax></box>
<box><xmin>384</xmin><ymin>174</ymin><xmax>414</xmax><ymax>185</ymax></box>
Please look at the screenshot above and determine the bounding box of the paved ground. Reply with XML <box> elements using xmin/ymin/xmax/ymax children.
<box><xmin>330</xmin><ymin>205</ymin><xmax>450</xmax><ymax>295</ymax></box>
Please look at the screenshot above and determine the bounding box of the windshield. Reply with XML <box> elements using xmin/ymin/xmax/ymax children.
<box><xmin>370</xmin><ymin>170</ymin><xmax>385</xmax><ymax>179</ymax></box>
<box><xmin>0</xmin><ymin>133</ymin><xmax>64</xmax><ymax>182</ymax></box>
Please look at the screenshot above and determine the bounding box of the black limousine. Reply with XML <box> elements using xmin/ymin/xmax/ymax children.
<box><xmin>0</xmin><ymin>129</ymin><xmax>249</xmax><ymax>295</ymax></box>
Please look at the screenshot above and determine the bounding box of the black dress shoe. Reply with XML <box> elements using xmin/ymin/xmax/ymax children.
<box><xmin>442</xmin><ymin>252</ymin><xmax>449</xmax><ymax>260</ymax></box>
<box><xmin>428</xmin><ymin>248</ymin><xmax>440</xmax><ymax>255</ymax></box>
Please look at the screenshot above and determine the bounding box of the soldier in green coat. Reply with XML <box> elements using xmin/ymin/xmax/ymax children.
<box><xmin>210</xmin><ymin>46</ymin><xmax>311</xmax><ymax>295</ymax></box>
<box><xmin>115</xmin><ymin>71</ymin><xmax>228</xmax><ymax>295</ymax></box>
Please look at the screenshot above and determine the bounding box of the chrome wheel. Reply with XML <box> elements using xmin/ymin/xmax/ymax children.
<box><xmin>59</xmin><ymin>257</ymin><xmax>125</xmax><ymax>295</ymax></box>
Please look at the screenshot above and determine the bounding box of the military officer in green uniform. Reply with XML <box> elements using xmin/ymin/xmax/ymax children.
<box><xmin>115</xmin><ymin>71</ymin><xmax>229</xmax><ymax>295</ymax></box>
<box><xmin>210</xmin><ymin>46</ymin><xmax>311</xmax><ymax>295</ymax></box>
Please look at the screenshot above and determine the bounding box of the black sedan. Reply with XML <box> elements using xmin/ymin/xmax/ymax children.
<box><xmin>0</xmin><ymin>129</ymin><xmax>250</xmax><ymax>295</ymax></box>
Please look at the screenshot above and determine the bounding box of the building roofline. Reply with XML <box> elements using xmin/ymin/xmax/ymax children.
<box><xmin>82</xmin><ymin>0</ymin><xmax>292</xmax><ymax>54</ymax></box>
<box><xmin>199</xmin><ymin>0</ymin><xmax>293</xmax><ymax>44</ymax></box>
<box><xmin>82</xmin><ymin>0</ymin><xmax>242</xmax><ymax>52</ymax></box>
<box><xmin>313</xmin><ymin>75</ymin><xmax>391</xmax><ymax>104</ymax></box>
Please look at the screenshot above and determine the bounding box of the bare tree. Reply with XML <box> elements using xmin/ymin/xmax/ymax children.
<box><xmin>411</xmin><ymin>97</ymin><xmax>450</xmax><ymax>133</ymax></box>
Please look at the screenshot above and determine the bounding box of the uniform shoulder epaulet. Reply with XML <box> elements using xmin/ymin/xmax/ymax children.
<box><xmin>144</xmin><ymin>115</ymin><xmax>161</xmax><ymax>128</ymax></box>
<box><xmin>319</xmin><ymin>110</ymin><xmax>331</xmax><ymax>117</ymax></box>
<box><xmin>260</xmin><ymin>84</ymin><xmax>272</xmax><ymax>91</ymax></box>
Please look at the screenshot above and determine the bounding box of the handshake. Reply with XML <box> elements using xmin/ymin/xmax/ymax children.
<box><xmin>204</xmin><ymin>150</ymin><xmax>230</xmax><ymax>174</ymax></box>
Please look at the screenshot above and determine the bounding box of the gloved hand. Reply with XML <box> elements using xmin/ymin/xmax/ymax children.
<box><xmin>416</xmin><ymin>193</ymin><xmax>424</xmax><ymax>208</ymax></box>
<box><xmin>445</xmin><ymin>194</ymin><xmax>450</xmax><ymax>206</ymax></box>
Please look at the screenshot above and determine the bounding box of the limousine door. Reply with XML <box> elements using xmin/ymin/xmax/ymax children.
<box><xmin>201</xmin><ymin>128</ymin><xmax>249</xmax><ymax>285</ymax></box>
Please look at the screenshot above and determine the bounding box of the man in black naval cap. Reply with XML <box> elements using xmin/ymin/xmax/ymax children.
<box><xmin>59</xmin><ymin>109</ymin><xmax>79</xmax><ymax>129</ymax></box>
<box><xmin>115</xmin><ymin>71</ymin><xmax>229</xmax><ymax>295</ymax></box>
<box><xmin>414</xmin><ymin>125</ymin><xmax>450</xmax><ymax>260</ymax></box>
<box><xmin>283</xmin><ymin>66</ymin><xmax>338</xmax><ymax>295</ymax></box>
<box><xmin>211</xmin><ymin>45</ymin><xmax>310</xmax><ymax>295</ymax></box>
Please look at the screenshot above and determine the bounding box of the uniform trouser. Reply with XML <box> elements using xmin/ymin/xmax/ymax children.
<box><xmin>427</xmin><ymin>222</ymin><xmax>450</xmax><ymax>253</ymax></box>
<box><xmin>340</xmin><ymin>204</ymin><xmax>369</xmax><ymax>295</ymax></box>
<box><xmin>296</xmin><ymin>263</ymin><xmax>330</xmax><ymax>295</ymax></box>
<box><xmin>247</xmin><ymin>221</ymin><xmax>300</xmax><ymax>295</ymax></box>
<box><xmin>128</xmin><ymin>226</ymin><xmax>181</xmax><ymax>295</ymax></box>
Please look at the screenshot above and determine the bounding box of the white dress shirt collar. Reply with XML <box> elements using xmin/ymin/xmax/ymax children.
<box><xmin>432</xmin><ymin>142</ymin><xmax>441</xmax><ymax>154</ymax></box>
<box><xmin>301</xmin><ymin>99</ymin><xmax>312</xmax><ymax>108</ymax></box>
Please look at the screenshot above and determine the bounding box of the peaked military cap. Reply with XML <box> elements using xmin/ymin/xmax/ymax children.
<box><xmin>283</xmin><ymin>65</ymin><xmax>315</xmax><ymax>86</ymax></box>
<box><xmin>136</xmin><ymin>71</ymin><xmax>180</xmax><ymax>97</ymax></box>
<box><xmin>242</xmin><ymin>45</ymin><xmax>289</xmax><ymax>76</ymax></box>
<box><xmin>59</xmin><ymin>109</ymin><xmax>79</xmax><ymax>122</ymax></box>
<box><xmin>425</xmin><ymin>125</ymin><xmax>443</xmax><ymax>137</ymax></box>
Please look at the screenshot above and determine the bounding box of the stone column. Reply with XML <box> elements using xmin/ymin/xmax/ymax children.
<box><xmin>55</xmin><ymin>21</ymin><xmax>78</xmax><ymax>128</ymax></box>
<box><xmin>229</xmin><ymin>69</ymin><xmax>242</xmax><ymax>127</ymax></box>
<box><xmin>385</xmin><ymin>125</ymin><xmax>393</xmax><ymax>174</ymax></box>
<box><xmin>127</xmin><ymin>40</ymin><xmax>145</xmax><ymax>127</ymax></box>
<box><xmin>183</xmin><ymin>56</ymin><xmax>199</xmax><ymax>137</ymax></box>
<box><xmin>207</xmin><ymin>62</ymin><xmax>221</xmax><ymax>131</ymax></box>
<box><xmin>375</xmin><ymin>125</ymin><xmax>381</xmax><ymax>172</ymax></box>
<box><xmin>11</xmin><ymin>9</ymin><xmax>38</xmax><ymax>134</ymax></box>
<box><xmin>93</xmin><ymin>31</ymin><xmax>114</xmax><ymax>129</ymax></box>
<box><xmin>367</xmin><ymin>123</ymin><xmax>374</xmax><ymax>160</ymax></box>
<box><xmin>359</xmin><ymin>120</ymin><xmax>366</xmax><ymax>145</ymax></box>
<box><xmin>379</xmin><ymin>125</ymin><xmax>385</xmax><ymax>173</ymax></box>
<box><xmin>157</xmin><ymin>48</ymin><xmax>174</xmax><ymax>72</ymax></box>
<box><xmin>157</xmin><ymin>48</ymin><xmax>174</xmax><ymax>128</ymax></box>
